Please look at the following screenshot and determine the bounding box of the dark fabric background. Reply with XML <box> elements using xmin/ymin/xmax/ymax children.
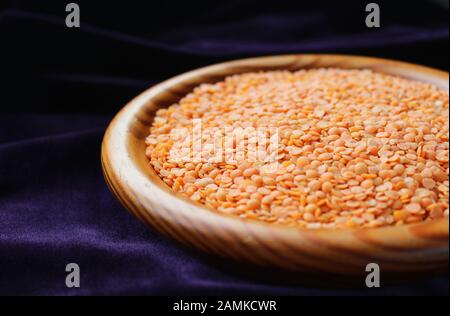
<box><xmin>0</xmin><ymin>0</ymin><xmax>448</xmax><ymax>295</ymax></box>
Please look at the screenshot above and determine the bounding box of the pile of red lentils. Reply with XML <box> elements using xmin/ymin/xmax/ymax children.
<box><xmin>145</xmin><ymin>69</ymin><xmax>449</xmax><ymax>229</ymax></box>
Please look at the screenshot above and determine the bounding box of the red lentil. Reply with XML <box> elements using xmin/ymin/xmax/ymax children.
<box><xmin>146</xmin><ymin>69</ymin><xmax>449</xmax><ymax>228</ymax></box>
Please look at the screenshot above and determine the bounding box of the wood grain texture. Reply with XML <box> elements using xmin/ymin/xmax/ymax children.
<box><xmin>102</xmin><ymin>55</ymin><xmax>449</xmax><ymax>280</ymax></box>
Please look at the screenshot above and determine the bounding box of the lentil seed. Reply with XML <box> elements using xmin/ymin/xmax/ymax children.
<box><xmin>146</xmin><ymin>68</ymin><xmax>449</xmax><ymax>229</ymax></box>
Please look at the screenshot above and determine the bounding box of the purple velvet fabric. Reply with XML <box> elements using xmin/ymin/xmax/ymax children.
<box><xmin>1</xmin><ymin>0</ymin><xmax>448</xmax><ymax>295</ymax></box>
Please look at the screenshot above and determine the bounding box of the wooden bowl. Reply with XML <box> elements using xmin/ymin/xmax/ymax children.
<box><xmin>102</xmin><ymin>55</ymin><xmax>449</xmax><ymax>281</ymax></box>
